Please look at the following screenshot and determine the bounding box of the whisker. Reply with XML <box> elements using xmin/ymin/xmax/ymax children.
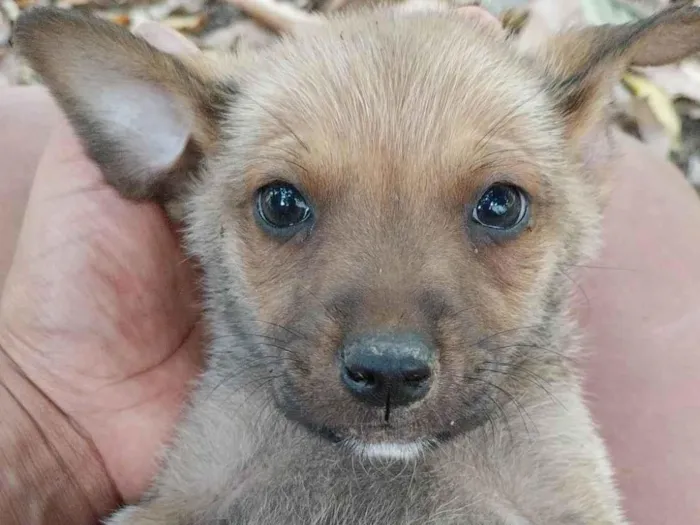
<box><xmin>560</xmin><ymin>267</ymin><xmax>591</xmax><ymax>314</ymax></box>
<box><xmin>466</xmin><ymin>376</ymin><xmax>538</xmax><ymax>440</ymax></box>
<box><xmin>481</xmin><ymin>359</ymin><xmax>557</xmax><ymax>388</ymax></box>
<box><xmin>251</xmin><ymin>320</ymin><xmax>310</xmax><ymax>341</ymax></box>
<box><xmin>562</xmin><ymin>263</ymin><xmax>637</xmax><ymax>272</ymax></box>
<box><xmin>233</xmin><ymin>331</ymin><xmax>293</xmax><ymax>345</ymax></box>
<box><xmin>471</xmin><ymin>385</ymin><xmax>513</xmax><ymax>444</ymax></box>
<box><xmin>446</xmin><ymin>304</ymin><xmax>478</xmax><ymax>319</ymax></box>
<box><xmin>481</xmin><ymin>342</ymin><xmax>574</xmax><ymax>362</ymax></box>
<box><xmin>463</xmin><ymin>390</ymin><xmax>499</xmax><ymax>448</ymax></box>
<box><xmin>203</xmin><ymin>354</ymin><xmax>302</xmax><ymax>399</ymax></box>
<box><xmin>477</xmin><ymin>364</ymin><xmax>566</xmax><ymax>410</ymax></box>
<box><xmin>471</xmin><ymin>324</ymin><xmax>546</xmax><ymax>348</ymax></box>
<box><xmin>205</xmin><ymin>335</ymin><xmax>305</xmax><ymax>362</ymax></box>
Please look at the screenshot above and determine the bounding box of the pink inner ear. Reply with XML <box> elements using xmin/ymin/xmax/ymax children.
<box><xmin>88</xmin><ymin>76</ymin><xmax>193</xmax><ymax>176</ymax></box>
<box><xmin>455</xmin><ymin>5</ymin><xmax>504</xmax><ymax>35</ymax></box>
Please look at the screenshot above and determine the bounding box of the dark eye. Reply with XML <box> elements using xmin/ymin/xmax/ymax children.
<box><xmin>472</xmin><ymin>184</ymin><xmax>528</xmax><ymax>230</ymax></box>
<box><xmin>256</xmin><ymin>182</ymin><xmax>312</xmax><ymax>230</ymax></box>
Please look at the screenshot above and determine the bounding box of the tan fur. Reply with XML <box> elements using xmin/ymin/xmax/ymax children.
<box><xmin>12</xmin><ymin>2</ymin><xmax>700</xmax><ymax>524</ymax></box>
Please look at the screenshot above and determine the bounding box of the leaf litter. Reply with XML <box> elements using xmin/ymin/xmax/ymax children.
<box><xmin>2</xmin><ymin>0</ymin><xmax>699</xmax><ymax>191</ymax></box>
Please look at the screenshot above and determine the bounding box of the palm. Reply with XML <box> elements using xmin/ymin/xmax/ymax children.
<box><xmin>0</xmin><ymin>130</ymin><xmax>203</xmax><ymax>502</ymax></box>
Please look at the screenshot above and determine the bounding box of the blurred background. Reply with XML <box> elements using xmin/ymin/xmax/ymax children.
<box><xmin>2</xmin><ymin>0</ymin><xmax>699</xmax><ymax>193</ymax></box>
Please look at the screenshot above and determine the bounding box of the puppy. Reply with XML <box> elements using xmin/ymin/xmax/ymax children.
<box><xmin>13</xmin><ymin>2</ymin><xmax>700</xmax><ymax>524</ymax></box>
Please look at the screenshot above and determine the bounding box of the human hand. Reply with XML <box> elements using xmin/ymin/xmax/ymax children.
<box><xmin>0</xmin><ymin>23</ymin><xmax>204</xmax><ymax>508</ymax></box>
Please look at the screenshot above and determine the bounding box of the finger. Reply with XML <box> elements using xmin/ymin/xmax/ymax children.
<box><xmin>132</xmin><ymin>21</ymin><xmax>201</xmax><ymax>56</ymax></box>
<box><xmin>455</xmin><ymin>5</ymin><xmax>505</xmax><ymax>38</ymax></box>
<box><xmin>31</xmin><ymin>114</ymin><xmax>106</xmax><ymax>200</ymax></box>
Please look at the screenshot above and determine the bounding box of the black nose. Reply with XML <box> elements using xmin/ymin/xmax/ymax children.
<box><xmin>340</xmin><ymin>333</ymin><xmax>436</xmax><ymax>408</ymax></box>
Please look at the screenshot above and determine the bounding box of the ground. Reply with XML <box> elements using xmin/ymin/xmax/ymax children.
<box><xmin>1</xmin><ymin>0</ymin><xmax>699</xmax><ymax>192</ymax></box>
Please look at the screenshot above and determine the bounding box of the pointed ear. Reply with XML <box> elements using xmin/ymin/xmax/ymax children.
<box><xmin>530</xmin><ymin>2</ymin><xmax>700</xmax><ymax>142</ymax></box>
<box><xmin>13</xmin><ymin>7</ymin><xmax>234</xmax><ymax>203</ymax></box>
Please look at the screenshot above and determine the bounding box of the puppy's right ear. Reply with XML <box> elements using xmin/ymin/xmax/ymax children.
<box><xmin>13</xmin><ymin>7</ymin><xmax>233</xmax><ymax>203</ymax></box>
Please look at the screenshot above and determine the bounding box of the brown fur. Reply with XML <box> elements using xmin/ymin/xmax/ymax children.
<box><xmin>12</xmin><ymin>2</ymin><xmax>700</xmax><ymax>524</ymax></box>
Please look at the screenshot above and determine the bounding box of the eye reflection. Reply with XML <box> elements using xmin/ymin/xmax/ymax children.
<box><xmin>257</xmin><ymin>182</ymin><xmax>312</xmax><ymax>230</ymax></box>
<box><xmin>472</xmin><ymin>184</ymin><xmax>528</xmax><ymax>231</ymax></box>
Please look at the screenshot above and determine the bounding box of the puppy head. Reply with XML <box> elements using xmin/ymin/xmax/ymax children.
<box><xmin>15</xmin><ymin>4</ymin><xmax>700</xmax><ymax>459</ymax></box>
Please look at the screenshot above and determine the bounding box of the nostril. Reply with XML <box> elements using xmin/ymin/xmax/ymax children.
<box><xmin>339</xmin><ymin>332</ymin><xmax>437</xmax><ymax>407</ymax></box>
<box><xmin>341</xmin><ymin>365</ymin><xmax>387</xmax><ymax>405</ymax></box>
<box><xmin>344</xmin><ymin>366</ymin><xmax>376</xmax><ymax>386</ymax></box>
<box><xmin>402</xmin><ymin>368</ymin><xmax>431</xmax><ymax>386</ymax></box>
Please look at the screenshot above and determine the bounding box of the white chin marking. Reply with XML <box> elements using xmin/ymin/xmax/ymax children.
<box><xmin>348</xmin><ymin>440</ymin><xmax>427</xmax><ymax>461</ymax></box>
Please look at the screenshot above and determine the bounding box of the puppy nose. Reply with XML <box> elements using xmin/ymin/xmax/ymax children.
<box><xmin>340</xmin><ymin>333</ymin><xmax>435</xmax><ymax>407</ymax></box>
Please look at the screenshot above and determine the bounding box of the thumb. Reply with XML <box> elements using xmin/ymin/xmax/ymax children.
<box><xmin>30</xmin><ymin>115</ymin><xmax>105</xmax><ymax>202</ymax></box>
<box><xmin>132</xmin><ymin>21</ymin><xmax>201</xmax><ymax>56</ymax></box>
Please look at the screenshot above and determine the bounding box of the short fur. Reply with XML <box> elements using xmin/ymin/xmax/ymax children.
<box><xmin>12</xmin><ymin>2</ymin><xmax>700</xmax><ymax>524</ymax></box>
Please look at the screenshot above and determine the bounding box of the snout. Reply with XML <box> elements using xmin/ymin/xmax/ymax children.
<box><xmin>339</xmin><ymin>333</ymin><xmax>437</xmax><ymax>409</ymax></box>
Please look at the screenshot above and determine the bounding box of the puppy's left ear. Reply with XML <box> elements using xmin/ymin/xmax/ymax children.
<box><xmin>13</xmin><ymin>7</ymin><xmax>233</xmax><ymax>204</ymax></box>
<box><xmin>530</xmin><ymin>2</ymin><xmax>700</xmax><ymax>142</ymax></box>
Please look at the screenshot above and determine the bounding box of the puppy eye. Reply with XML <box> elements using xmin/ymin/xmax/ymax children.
<box><xmin>256</xmin><ymin>182</ymin><xmax>313</xmax><ymax>230</ymax></box>
<box><xmin>472</xmin><ymin>183</ymin><xmax>528</xmax><ymax>231</ymax></box>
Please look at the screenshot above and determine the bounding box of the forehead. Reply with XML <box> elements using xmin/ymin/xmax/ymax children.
<box><xmin>227</xmin><ymin>11</ymin><xmax>564</xmax><ymax>201</ymax></box>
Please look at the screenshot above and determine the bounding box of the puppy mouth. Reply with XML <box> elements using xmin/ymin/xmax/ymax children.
<box><xmin>303</xmin><ymin>420</ymin><xmax>437</xmax><ymax>454</ymax></box>
<box><xmin>312</xmin><ymin>424</ymin><xmax>437</xmax><ymax>461</ymax></box>
<box><xmin>278</xmin><ymin>396</ymin><xmax>493</xmax><ymax>457</ymax></box>
<box><xmin>342</xmin><ymin>438</ymin><xmax>437</xmax><ymax>461</ymax></box>
<box><xmin>276</xmin><ymin>376</ymin><xmax>495</xmax><ymax>450</ymax></box>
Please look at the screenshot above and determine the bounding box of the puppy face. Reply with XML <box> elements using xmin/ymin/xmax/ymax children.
<box><xmin>15</xmin><ymin>3</ymin><xmax>700</xmax><ymax>458</ymax></box>
<box><xmin>194</xmin><ymin>14</ymin><xmax>592</xmax><ymax>453</ymax></box>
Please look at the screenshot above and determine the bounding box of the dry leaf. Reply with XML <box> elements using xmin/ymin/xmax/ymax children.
<box><xmin>636</xmin><ymin>63</ymin><xmax>700</xmax><ymax>103</ymax></box>
<box><xmin>630</xmin><ymin>95</ymin><xmax>673</xmax><ymax>157</ymax></box>
<box><xmin>499</xmin><ymin>6</ymin><xmax>529</xmax><ymax>34</ymax></box>
<box><xmin>581</xmin><ymin>0</ymin><xmax>641</xmax><ymax>25</ymax></box>
<box><xmin>680</xmin><ymin>60</ymin><xmax>700</xmax><ymax>89</ymax></box>
<box><xmin>484</xmin><ymin>0</ymin><xmax>530</xmax><ymax>11</ymax></box>
<box><xmin>676</xmin><ymin>98</ymin><xmax>700</xmax><ymax>120</ymax></box>
<box><xmin>163</xmin><ymin>13</ymin><xmax>206</xmax><ymax>32</ymax></box>
<box><xmin>170</xmin><ymin>0</ymin><xmax>207</xmax><ymax>14</ymax></box>
<box><xmin>199</xmin><ymin>17</ymin><xmax>274</xmax><ymax>51</ymax></box>
<box><xmin>1</xmin><ymin>0</ymin><xmax>20</xmax><ymax>21</ymax></box>
<box><xmin>671</xmin><ymin>104</ymin><xmax>700</xmax><ymax>190</ymax></box>
<box><xmin>622</xmin><ymin>72</ymin><xmax>682</xmax><ymax>151</ymax></box>
<box><xmin>97</xmin><ymin>10</ymin><xmax>131</xmax><ymax>25</ymax></box>
<box><xmin>55</xmin><ymin>0</ymin><xmax>93</xmax><ymax>6</ymax></box>
<box><xmin>4</xmin><ymin>0</ymin><xmax>700</xmax><ymax>190</ymax></box>
<box><xmin>687</xmin><ymin>155</ymin><xmax>700</xmax><ymax>189</ymax></box>
<box><xmin>0</xmin><ymin>10</ymin><xmax>11</xmax><ymax>47</ymax></box>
